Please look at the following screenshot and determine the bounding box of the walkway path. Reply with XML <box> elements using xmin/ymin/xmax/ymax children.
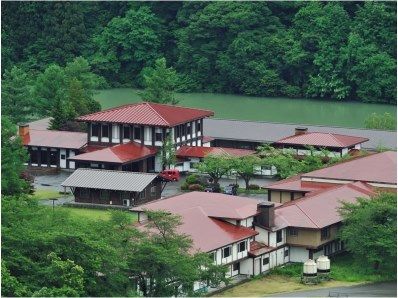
<box><xmin>271</xmin><ymin>282</ymin><xmax>396</xmax><ymax>297</ymax></box>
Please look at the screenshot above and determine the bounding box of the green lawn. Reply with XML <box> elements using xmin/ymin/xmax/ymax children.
<box><xmin>30</xmin><ymin>189</ymin><xmax>66</xmax><ymax>200</ymax></box>
<box><xmin>61</xmin><ymin>206</ymin><xmax>138</xmax><ymax>222</ymax></box>
<box><xmin>271</xmin><ymin>253</ymin><xmax>395</xmax><ymax>283</ymax></box>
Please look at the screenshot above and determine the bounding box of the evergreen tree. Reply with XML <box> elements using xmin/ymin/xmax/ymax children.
<box><xmin>2</xmin><ymin>66</ymin><xmax>33</xmax><ymax>124</ymax></box>
<box><xmin>140</xmin><ymin>58</ymin><xmax>179</xmax><ymax>104</ymax></box>
<box><xmin>1</xmin><ymin>116</ymin><xmax>29</xmax><ymax>195</ymax></box>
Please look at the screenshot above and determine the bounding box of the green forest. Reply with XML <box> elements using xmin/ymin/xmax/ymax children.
<box><xmin>2</xmin><ymin>1</ymin><xmax>397</xmax><ymax>104</ymax></box>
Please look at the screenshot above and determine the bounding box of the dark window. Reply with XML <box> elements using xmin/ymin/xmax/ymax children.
<box><xmin>233</xmin><ymin>262</ymin><xmax>240</xmax><ymax>272</ymax></box>
<box><xmin>321</xmin><ymin>227</ymin><xmax>330</xmax><ymax>240</ymax></box>
<box><xmin>175</xmin><ymin>127</ymin><xmax>180</xmax><ymax>138</ymax></box>
<box><xmin>187</xmin><ymin>123</ymin><xmax>192</xmax><ymax>135</ymax></box>
<box><xmin>209</xmin><ymin>252</ymin><xmax>216</xmax><ymax>262</ymax></box>
<box><xmin>31</xmin><ymin>148</ymin><xmax>39</xmax><ymax>164</ymax></box>
<box><xmin>80</xmin><ymin>188</ymin><xmax>90</xmax><ymax>199</ymax></box>
<box><xmin>61</xmin><ymin>154</ymin><xmax>66</xmax><ymax>160</ymax></box>
<box><xmin>123</xmin><ymin>126</ymin><xmax>130</xmax><ymax>139</ymax></box>
<box><xmin>150</xmin><ymin>185</ymin><xmax>157</xmax><ymax>197</ymax></box>
<box><xmin>134</xmin><ymin>127</ymin><xmax>141</xmax><ymax>139</ymax></box>
<box><xmin>155</xmin><ymin>131</ymin><xmax>163</xmax><ymax>142</ymax></box>
<box><xmin>276</xmin><ymin>230</ymin><xmax>283</xmax><ymax>243</ymax></box>
<box><xmin>262</xmin><ymin>257</ymin><xmax>269</xmax><ymax>265</ymax></box>
<box><xmin>222</xmin><ymin>246</ymin><xmax>231</xmax><ymax>258</ymax></box>
<box><xmin>120</xmin><ymin>192</ymin><xmax>130</xmax><ymax>200</ymax></box>
<box><xmin>91</xmin><ymin>123</ymin><xmax>100</xmax><ymax>137</ymax></box>
<box><xmin>101</xmin><ymin>124</ymin><xmax>109</xmax><ymax>138</ymax></box>
<box><xmin>238</xmin><ymin>241</ymin><xmax>246</xmax><ymax>253</ymax></box>
<box><xmin>197</xmin><ymin>121</ymin><xmax>201</xmax><ymax>132</ymax></box>
<box><xmin>288</xmin><ymin>228</ymin><xmax>298</xmax><ymax>237</ymax></box>
<box><xmin>284</xmin><ymin>249</ymin><xmax>289</xmax><ymax>257</ymax></box>
<box><xmin>290</xmin><ymin>192</ymin><xmax>294</xmax><ymax>201</ymax></box>
<box><xmin>100</xmin><ymin>190</ymin><xmax>110</xmax><ymax>200</ymax></box>
<box><xmin>181</xmin><ymin>125</ymin><xmax>186</xmax><ymax>136</ymax></box>
<box><xmin>40</xmin><ymin>149</ymin><xmax>48</xmax><ymax>165</ymax></box>
<box><xmin>49</xmin><ymin>150</ymin><xmax>57</xmax><ymax>166</ymax></box>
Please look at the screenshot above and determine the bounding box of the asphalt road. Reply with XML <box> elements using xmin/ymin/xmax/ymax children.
<box><xmin>270</xmin><ymin>282</ymin><xmax>397</xmax><ymax>297</ymax></box>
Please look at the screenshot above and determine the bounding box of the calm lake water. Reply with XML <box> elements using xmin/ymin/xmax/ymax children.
<box><xmin>94</xmin><ymin>88</ymin><xmax>396</xmax><ymax>128</ymax></box>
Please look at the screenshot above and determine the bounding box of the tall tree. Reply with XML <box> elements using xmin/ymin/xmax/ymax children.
<box><xmin>195</xmin><ymin>155</ymin><xmax>233</xmax><ymax>185</ymax></box>
<box><xmin>1</xmin><ymin>117</ymin><xmax>29</xmax><ymax>195</ymax></box>
<box><xmin>91</xmin><ymin>6</ymin><xmax>162</xmax><ymax>85</ymax></box>
<box><xmin>140</xmin><ymin>57</ymin><xmax>179</xmax><ymax>104</ymax></box>
<box><xmin>339</xmin><ymin>192</ymin><xmax>397</xmax><ymax>274</ymax></box>
<box><xmin>128</xmin><ymin>210</ymin><xmax>227</xmax><ymax>296</ymax></box>
<box><xmin>231</xmin><ymin>155</ymin><xmax>262</xmax><ymax>189</ymax></box>
<box><xmin>1</xmin><ymin>67</ymin><xmax>33</xmax><ymax>124</ymax></box>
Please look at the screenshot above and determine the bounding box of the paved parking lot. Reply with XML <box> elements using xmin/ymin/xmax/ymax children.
<box><xmin>33</xmin><ymin>170</ymin><xmax>277</xmax><ymax>204</ymax></box>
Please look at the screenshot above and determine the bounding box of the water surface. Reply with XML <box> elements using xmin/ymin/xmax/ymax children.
<box><xmin>94</xmin><ymin>88</ymin><xmax>396</xmax><ymax>128</ymax></box>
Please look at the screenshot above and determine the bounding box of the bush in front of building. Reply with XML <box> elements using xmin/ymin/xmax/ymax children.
<box><xmin>248</xmin><ymin>184</ymin><xmax>260</xmax><ymax>190</ymax></box>
<box><xmin>188</xmin><ymin>184</ymin><xmax>204</xmax><ymax>191</ymax></box>
<box><xmin>186</xmin><ymin>174</ymin><xmax>200</xmax><ymax>185</ymax></box>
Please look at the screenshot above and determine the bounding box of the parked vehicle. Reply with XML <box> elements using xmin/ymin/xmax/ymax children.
<box><xmin>159</xmin><ymin>169</ymin><xmax>180</xmax><ymax>181</ymax></box>
<box><xmin>223</xmin><ymin>184</ymin><xmax>238</xmax><ymax>196</ymax></box>
<box><xmin>204</xmin><ymin>183</ymin><xmax>221</xmax><ymax>193</ymax></box>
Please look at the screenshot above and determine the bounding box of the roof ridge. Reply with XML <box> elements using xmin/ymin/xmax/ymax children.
<box><xmin>77</xmin><ymin>102</ymin><xmax>141</xmax><ymax>119</ymax></box>
<box><xmin>146</xmin><ymin>101</ymin><xmax>214</xmax><ymax>114</ymax></box>
<box><xmin>294</xmin><ymin>204</ymin><xmax>320</xmax><ymax>229</ymax></box>
<box><xmin>144</xmin><ymin>102</ymin><xmax>170</xmax><ymax>126</ymax></box>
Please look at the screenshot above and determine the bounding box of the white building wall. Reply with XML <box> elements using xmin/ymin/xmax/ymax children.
<box><xmin>154</xmin><ymin>155</ymin><xmax>162</xmax><ymax>172</ymax></box>
<box><xmin>144</xmin><ymin>127</ymin><xmax>152</xmax><ymax>146</ymax></box>
<box><xmin>289</xmin><ymin>246</ymin><xmax>309</xmax><ymax>262</ymax></box>
<box><xmin>112</xmin><ymin>124</ymin><xmax>120</xmax><ymax>143</ymax></box>
<box><xmin>60</xmin><ymin>148</ymin><xmax>66</xmax><ymax>168</ymax></box>
<box><xmin>69</xmin><ymin>150</ymin><xmax>75</xmax><ymax>169</ymax></box>
<box><xmin>240</xmin><ymin>258</ymin><xmax>253</xmax><ymax>275</ymax></box>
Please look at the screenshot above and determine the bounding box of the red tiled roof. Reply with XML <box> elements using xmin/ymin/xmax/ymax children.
<box><xmin>263</xmin><ymin>175</ymin><xmax>319</xmax><ymax>192</ymax></box>
<box><xmin>274</xmin><ymin>182</ymin><xmax>374</xmax><ymax>229</ymax></box>
<box><xmin>22</xmin><ymin>129</ymin><xmax>87</xmax><ymax>149</ymax></box>
<box><xmin>77</xmin><ymin>102</ymin><xmax>214</xmax><ymax>127</ymax></box>
<box><xmin>249</xmin><ymin>241</ymin><xmax>275</xmax><ymax>256</ymax></box>
<box><xmin>69</xmin><ymin>142</ymin><xmax>157</xmax><ymax>164</ymax></box>
<box><xmin>274</xmin><ymin>132</ymin><xmax>368</xmax><ymax>148</ymax></box>
<box><xmin>302</xmin><ymin>151</ymin><xmax>397</xmax><ymax>185</ymax></box>
<box><xmin>131</xmin><ymin>192</ymin><xmax>261</xmax><ymax>252</ymax></box>
<box><xmin>176</xmin><ymin>146</ymin><xmax>255</xmax><ymax>158</ymax></box>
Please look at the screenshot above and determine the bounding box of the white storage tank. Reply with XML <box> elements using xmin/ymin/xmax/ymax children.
<box><xmin>317</xmin><ymin>255</ymin><xmax>330</xmax><ymax>273</ymax></box>
<box><xmin>303</xmin><ymin>259</ymin><xmax>317</xmax><ymax>277</ymax></box>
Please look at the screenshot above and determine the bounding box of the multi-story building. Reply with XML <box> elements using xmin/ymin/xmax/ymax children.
<box><xmin>264</xmin><ymin>151</ymin><xmax>397</xmax><ymax>204</ymax></box>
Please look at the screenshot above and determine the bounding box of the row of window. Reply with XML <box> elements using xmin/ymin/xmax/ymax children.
<box><xmin>79</xmin><ymin>186</ymin><xmax>157</xmax><ymax>200</ymax></box>
<box><xmin>29</xmin><ymin>147</ymin><xmax>58</xmax><ymax>166</ymax></box>
<box><xmin>175</xmin><ymin>121</ymin><xmax>201</xmax><ymax>139</ymax></box>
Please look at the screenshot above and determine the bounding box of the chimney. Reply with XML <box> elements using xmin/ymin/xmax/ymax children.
<box><xmin>256</xmin><ymin>202</ymin><xmax>275</xmax><ymax>228</ymax></box>
<box><xmin>18</xmin><ymin>123</ymin><xmax>29</xmax><ymax>137</ymax></box>
<box><xmin>295</xmin><ymin>127</ymin><xmax>308</xmax><ymax>136</ymax></box>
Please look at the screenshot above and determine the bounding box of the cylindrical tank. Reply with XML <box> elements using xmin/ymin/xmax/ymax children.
<box><xmin>317</xmin><ymin>255</ymin><xmax>330</xmax><ymax>273</ymax></box>
<box><xmin>303</xmin><ymin>259</ymin><xmax>317</xmax><ymax>276</ymax></box>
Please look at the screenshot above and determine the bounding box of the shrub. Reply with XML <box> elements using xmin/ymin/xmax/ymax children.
<box><xmin>186</xmin><ymin>174</ymin><xmax>199</xmax><ymax>185</ymax></box>
<box><xmin>188</xmin><ymin>184</ymin><xmax>204</xmax><ymax>191</ymax></box>
<box><xmin>180</xmin><ymin>183</ymin><xmax>189</xmax><ymax>191</ymax></box>
<box><xmin>248</xmin><ymin>184</ymin><xmax>260</xmax><ymax>190</ymax></box>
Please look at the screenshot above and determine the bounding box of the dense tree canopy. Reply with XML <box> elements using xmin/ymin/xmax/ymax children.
<box><xmin>2</xmin><ymin>1</ymin><xmax>396</xmax><ymax>104</ymax></box>
<box><xmin>339</xmin><ymin>192</ymin><xmax>397</xmax><ymax>275</ymax></box>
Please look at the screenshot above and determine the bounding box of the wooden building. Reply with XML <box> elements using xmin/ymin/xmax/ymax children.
<box><xmin>62</xmin><ymin>168</ymin><xmax>161</xmax><ymax>207</ymax></box>
<box><xmin>72</xmin><ymin>102</ymin><xmax>214</xmax><ymax>172</ymax></box>
<box><xmin>20</xmin><ymin>123</ymin><xmax>87</xmax><ymax>170</ymax></box>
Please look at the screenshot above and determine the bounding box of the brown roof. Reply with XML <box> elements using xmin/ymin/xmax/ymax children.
<box><xmin>176</xmin><ymin>146</ymin><xmax>255</xmax><ymax>159</ymax></box>
<box><xmin>274</xmin><ymin>132</ymin><xmax>368</xmax><ymax>148</ymax></box>
<box><xmin>69</xmin><ymin>142</ymin><xmax>157</xmax><ymax>164</ymax></box>
<box><xmin>22</xmin><ymin>129</ymin><xmax>87</xmax><ymax>149</ymax></box>
<box><xmin>77</xmin><ymin>102</ymin><xmax>214</xmax><ymax>127</ymax></box>
<box><xmin>302</xmin><ymin>151</ymin><xmax>397</xmax><ymax>185</ymax></box>
<box><xmin>131</xmin><ymin>192</ymin><xmax>261</xmax><ymax>252</ymax></box>
<box><xmin>263</xmin><ymin>175</ymin><xmax>317</xmax><ymax>192</ymax></box>
<box><xmin>249</xmin><ymin>241</ymin><xmax>275</xmax><ymax>256</ymax></box>
<box><xmin>274</xmin><ymin>182</ymin><xmax>374</xmax><ymax>229</ymax></box>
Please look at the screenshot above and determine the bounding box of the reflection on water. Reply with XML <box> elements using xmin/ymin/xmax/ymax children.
<box><xmin>94</xmin><ymin>88</ymin><xmax>396</xmax><ymax>128</ymax></box>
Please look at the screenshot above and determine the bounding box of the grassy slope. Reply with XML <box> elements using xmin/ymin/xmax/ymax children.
<box><xmin>30</xmin><ymin>189</ymin><xmax>66</xmax><ymax>200</ymax></box>
<box><xmin>215</xmin><ymin>253</ymin><xmax>395</xmax><ymax>297</ymax></box>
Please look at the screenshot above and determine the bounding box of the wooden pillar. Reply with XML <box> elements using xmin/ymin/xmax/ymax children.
<box><xmin>200</xmin><ymin>119</ymin><xmax>204</xmax><ymax>139</ymax></box>
<box><xmin>47</xmin><ymin>148</ymin><xmax>51</xmax><ymax>167</ymax></box>
<box><xmin>57</xmin><ymin>149</ymin><xmax>60</xmax><ymax>168</ymax></box>
<box><xmin>87</xmin><ymin>123</ymin><xmax>91</xmax><ymax>143</ymax></box>
<box><xmin>140</xmin><ymin>126</ymin><xmax>145</xmax><ymax>145</ymax></box>
<box><xmin>142</xmin><ymin>159</ymin><xmax>148</xmax><ymax>173</ymax></box>
<box><xmin>66</xmin><ymin>149</ymin><xmax>70</xmax><ymax>169</ymax></box>
<box><xmin>38</xmin><ymin>147</ymin><xmax>42</xmax><ymax>166</ymax></box>
<box><xmin>108</xmin><ymin>124</ymin><xmax>112</xmax><ymax>145</ymax></box>
<box><xmin>152</xmin><ymin>127</ymin><xmax>155</xmax><ymax>146</ymax></box>
<box><xmin>119</xmin><ymin>124</ymin><xmax>123</xmax><ymax>144</ymax></box>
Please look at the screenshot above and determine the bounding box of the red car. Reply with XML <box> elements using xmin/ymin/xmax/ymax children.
<box><xmin>159</xmin><ymin>169</ymin><xmax>180</xmax><ymax>182</ymax></box>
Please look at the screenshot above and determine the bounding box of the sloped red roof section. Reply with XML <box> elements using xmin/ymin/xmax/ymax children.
<box><xmin>77</xmin><ymin>102</ymin><xmax>214</xmax><ymax>127</ymax></box>
<box><xmin>131</xmin><ymin>191</ymin><xmax>262</xmax><ymax>252</ymax></box>
<box><xmin>176</xmin><ymin>146</ymin><xmax>255</xmax><ymax>158</ymax></box>
<box><xmin>69</xmin><ymin>142</ymin><xmax>157</xmax><ymax>164</ymax></box>
<box><xmin>274</xmin><ymin>182</ymin><xmax>374</xmax><ymax>229</ymax></box>
<box><xmin>302</xmin><ymin>151</ymin><xmax>397</xmax><ymax>185</ymax></box>
<box><xmin>22</xmin><ymin>129</ymin><xmax>87</xmax><ymax>149</ymax></box>
<box><xmin>274</xmin><ymin>132</ymin><xmax>368</xmax><ymax>148</ymax></box>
